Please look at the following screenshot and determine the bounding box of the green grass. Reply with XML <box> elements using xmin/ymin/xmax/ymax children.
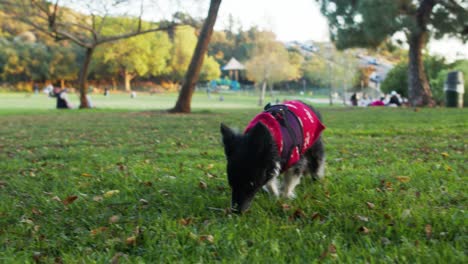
<box><xmin>0</xmin><ymin>92</ymin><xmax>327</xmax><ymax>112</ymax></box>
<box><xmin>0</xmin><ymin>102</ymin><xmax>466</xmax><ymax>263</ymax></box>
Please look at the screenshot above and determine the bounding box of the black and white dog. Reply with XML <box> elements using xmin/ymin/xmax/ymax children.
<box><xmin>221</xmin><ymin>100</ymin><xmax>326</xmax><ymax>213</ymax></box>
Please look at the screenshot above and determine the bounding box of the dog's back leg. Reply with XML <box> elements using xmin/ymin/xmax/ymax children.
<box><xmin>305</xmin><ymin>137</ymin><xmax>325</xmax><ymax>180</ymax></box>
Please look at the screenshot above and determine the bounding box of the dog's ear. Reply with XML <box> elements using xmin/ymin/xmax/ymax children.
<box><xmin>220</xmin><ymin>123</ymin><xmax>236</xmax><ymax>156</ymax></box>
<box><xmin>247</xmin><ymin>122</ymin><xmax>272</xmax><ymax>158</ymax></box>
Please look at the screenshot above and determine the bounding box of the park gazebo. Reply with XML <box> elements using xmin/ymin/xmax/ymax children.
<box><xmin>222</xmin><ymin>57</ymin><xmax>245</xmax><ymax>81</ymax></box>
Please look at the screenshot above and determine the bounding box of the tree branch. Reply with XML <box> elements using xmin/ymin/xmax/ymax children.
<box><xmin>96</xmin><ymin>24</ymin><xmax>180</xmax><ymax>45</ymax></box>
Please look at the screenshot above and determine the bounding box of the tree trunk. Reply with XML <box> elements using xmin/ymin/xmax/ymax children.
<box><xmin>78</xmin><ymin>47</ymin><xmax>94</xmax><ymax>109</ymax></box>
<box><xmin>407</xmin><ymin>30</ymin><xmax>435</xmax><ymax>107</ymax></box>
<box><xmin>123</xmin><ymin>69</ymin><xmax>134</xmax><ymax>92</ymax></box>
<box><xmin>407</xmin><ymin>0</ymin><xmax>436</xmax><ymax>107</ymax></box>
<box><xmin>111</xmin><ymin>78</ymin><xmax>117</xmax><ymax>90</ymax></box>
<box><xmin>169</xmin><ymin>0</ymin><xmax>222</xmax><ymax>113</ymax></box>
<box><xmin>258</xmin><ymin>80</ymin><xmax>267</xmax><ymax>106</ymax></box>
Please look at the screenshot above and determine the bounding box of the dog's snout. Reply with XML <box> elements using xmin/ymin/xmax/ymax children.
<box><xmin>231</xmin><ymin>195</ymin><xmax>253</xmax><ymax>214</ymax></box>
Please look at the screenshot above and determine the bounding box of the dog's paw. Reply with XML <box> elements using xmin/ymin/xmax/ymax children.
<box><xmin>263</xmin><ymin>186</ymin><xmax>279</xmax><ymax>197</ymax></box>
<box><xmin>281</xmin><ymin>191</ymin><xmax>297</xmax><ymax>199</ymax></box>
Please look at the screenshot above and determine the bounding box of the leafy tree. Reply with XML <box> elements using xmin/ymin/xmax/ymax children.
<box><xmin>98</xmin><ymin>31</ymin><xmax>172</xmax><ymax>91</ymax></box>
<box><xmin>303</xmin><ymin>55</ymin><xmax>328</xmax><ymax>88</ymax></box>
<box><xmin>318</xmin><ymin>0</ymin><xmax>468</xmax><ymax>106</ymax></box>
<box><xmin>245</xmin><ymin>33</ymin><xmax>301</xmax><ymax>105</ymax></box>
<box><xmin>380</xmin><ymin>62</ymin><xmax>409</xmax><ymax>97</ymax></box>
<box><xmin>200</xmin><ymin>55</ymin><xmax>221</xmax><ymax>82</ymax></box>
<box><xmin>4</xmin><ymin>0</ymin><xmax>182</xmax><ymax>108</ymax></box>
<box><xmin>48</xmin><ymin>43</ymin><xmax>81</xmax><ymax>87</ymax></box>
<box><xmin>381</xmin><ymin>55</ymin><xmax>449</xmax><ymax>103</ymax></box>
<box><xmin>167</xmin><ymin>26</ymin><xmax>198</xmax><ymax>83</ymax></box>
<box><xmin>0</xmin><ymin>39</ymin><xmax>49</xmax><ymax>85</ymax></box>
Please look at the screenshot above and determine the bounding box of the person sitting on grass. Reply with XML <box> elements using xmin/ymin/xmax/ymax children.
<box><xmin>50</xmin><ymin>85</ymin><xmax>72</xmax><ymax>109</ymax></box>
<box><xmin>388</xmin><ymin>91</ymin><xmax>402</xmax><ymax>107</ymax></box>
<box><xmin>369</xmin><ymin>97</ymin><xmax>385</xmax><ymax>107</ymax></box>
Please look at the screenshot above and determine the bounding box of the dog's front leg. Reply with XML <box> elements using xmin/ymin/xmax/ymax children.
<box><xmin>263</xmin><ymin>162</ymin><xmax>281</xmax><ymax>197</ymax></box>
<box><xmin>281</xmin><ymin>170</ymin><xmax>302</xmax><ymax>198</ymax></box>
<box><xmin>264</xmin><ymin>176</ymin><xmax>280</xmax><ymax>197</ymax></box>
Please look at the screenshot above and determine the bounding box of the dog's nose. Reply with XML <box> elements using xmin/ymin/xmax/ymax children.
<box><xmin>231</xmin><ymin>202</ymin><xmax>250</xmax><ymax>214</ymax></box>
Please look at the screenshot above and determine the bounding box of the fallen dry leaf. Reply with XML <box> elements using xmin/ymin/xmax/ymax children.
<box><xmin>110</xmin><ymin>252</ymin><xmax>127</xmax><ymax>264</ymax></box>
<box><xmin>93</xmin><ymin>195</ymin><xmax>104</xmax><ymax>202</ymax></box>
<box><xmin>0</xmin><ymin>181</ymin><xmax>6</xmax><ymax>188</ymax></box>
<box><xmin>319</xmin><ymin>244</ymin><xmax>337</xmax><ymax>260</ymax></box>
<box><xmin>125</xmin><ymin>236</ymin><xmax>136</xmax><ymax>246</ymax></box>
<box><xmin>139</xmin><ymin>198</ymin><xmax>149</xmax><ymax>205</ymax></box>
<box><xmin>63</xmin><ymin>195</ymin><xmax>78</xmax><ymax>206</ymax></box>
<box><xmin>81</xmin><ymin>173</ymin><xmax>92</xmax><ymax>177</ymax></box>
<box><xmin>311</xmin><ymin>212</ymin><xmax>322</xmax><ymax>221</ymax></box>
<box><xmin>289</xmin><ymin>209</ymin><xmax>306</xmax><ymax>221</ymax></box>
<box><xmin>142</xmin><ymin>181</ymin><xmax>153</xmax><ymax>187</ymax></box>
<box><xmin>32</xmin><ymin>208</ymin><xmax>43</xmax><ymax>216</ymax></box>
<box><xmin>366</xmin><ymin>202</ymin><xmax>375</xmax><ymax>209</ymax></box>
<box><xmin>90</xmin><ymin>227</ymin><xmax>108</xmax><ymax>236</ymax></box>
<box><xmin>425</xmin><ymin>224</ymin><xmax>432</xmax><ymax>239</ymax></box>
<box><xmin>384</xmin><ymin>213</ymin><xmax>393</xmax><ymax>220</ymax></box>
<box><xmin>54</xmin><ymin>256</ymin><xmax>63</xmax><ymax>264</ymax></box>
<box><xmin>358</xmin><ymin>226</ymin><xmax>370</xmax><ymax>234</ymax></box>
<box><xmin>280</xmin><ymin>203</ymin><xmax>291</xmax><ymax>211</ymax></box>
<box><xmin>396</xmin><ymin>176</ymin><xmax>411</xmax><ymax>183</ymax></box>
<box><xmin>104</xmin><ymin>190</ymin><xmax>120</xmax><ymax>198</ymax></box>
<box><xmin>32</xmin><ymin>251</ymin><xmax>43</xmax><ymax>263</ymax></box>
<box><xmin>20</xmin><ymin>218</ymin><xmax>34</xmax><ymax>225</ymax></box>
<box><xmin>198</xmin><ymin>181</ymin><xmax>208</xmax><ymax>189</ymax></box>
<box><xmin>51</xmin><ymin>196</ymin><xmax>61</xmax><ymax>202</ymax></box>
<box><xmin>441</xmin><ymin>152</ymin><xmax>449</xmax><ymax>158</ymax></box>
<box><xmin>109</xmin><ymin>215</ymin><xmax>120</xmax><ymax>224</ymax></box>
<box><xmin>206</xmin><ymin>164</ymin><xmax>214</xmax><ymax>170</ymax></box>
<box><xmin>356</xmin><ymin>215</ymin><xmax>369</xmax><ymax>222</ymax></box>
<box><xmin>179</xmin><ymin>218</ymin><xmax>193</xmax><ymax>226</ymax></box>
<box><xmin>199</xmin><ymin>235</ymin><xmax>214</xmax><ymax>243</ymax></box>
<box><xmin>116</xmin><ymin>163</ymin><xmax>126</xmax><ymax>171</ymax></box>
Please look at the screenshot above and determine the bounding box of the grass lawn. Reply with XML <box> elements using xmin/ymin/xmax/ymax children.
<box><xmin>0</xmin><ymin>92</ymin><xmax>327</xmax><ymax>113</ymax></box>
<box><xmin>0</xmin><ymin>102</ymin><xmax>466</xmax><ymax>262</ymax></box>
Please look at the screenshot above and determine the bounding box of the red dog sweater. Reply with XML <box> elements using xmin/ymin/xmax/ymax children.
<box><xmin>245</xmin><ymin>100</ymin><xmax>325</xmax><ymax>171</ymax></box>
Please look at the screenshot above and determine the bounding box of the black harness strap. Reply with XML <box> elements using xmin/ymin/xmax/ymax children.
<box><xmin>264</xmin><ymin>103</ymin><xmax>303</xmax><ymax>168</ymax></box>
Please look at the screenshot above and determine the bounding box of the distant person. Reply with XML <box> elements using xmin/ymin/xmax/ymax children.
<box><xmin>104</xmin><ymin>88</ymin><xmax>109</xmax><ymax>96</ymax></box>
<box><xmin>43</xmin><ymin>84</ymin><xmax>53</xmax><ymax>95</ymax></box>
<box><xmin>50</xmin><ymin>85</ymin><xmax>71</xmax><ymax>109</ymax></box>
<box><xmin>33</xmin><ymin>83</ymin><xmax>39</xmax><ymax>94</ymax></box>
<box><xmin>359</xmin><ymin>94</ymin><xmax>371</xmax><ymax>107</ymax></box>
<box><xmin>350</xmin><ymin>93</ymin><xmax>358</xmax><ymax>106</ymax></box>
<box><xmin>86</xmin><ymin>86</ymin><xmax>94</xmax><ymax>108</ymax></box>
<box><xmin>131</xmin><ymin>91</ymin><xmax>137</xmax><ymax>98</ymax></box>
<box><xmin>388</xmin><ymin>91</ymin><xmax>401</xmax><ymax>107</ymax></box>
<box><xmin>369</xmin><ymin>97</ymin><xmax>385</xmax><ymax>107</ymax></box>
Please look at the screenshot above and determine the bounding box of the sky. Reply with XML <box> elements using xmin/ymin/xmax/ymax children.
<box><xmin>67</xmin><ymin>0</ymin><xmax>467</xmax><ymax>62</ymax></box>
<box><xmin>213</xmin><ymin>0</ymin><xmax>468</xmax><ymax>62</ymax></box>
<box><xmin>216</xmin><ymin>0</ymin><xmax>330</xmax><ymax>42</ymax></box>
